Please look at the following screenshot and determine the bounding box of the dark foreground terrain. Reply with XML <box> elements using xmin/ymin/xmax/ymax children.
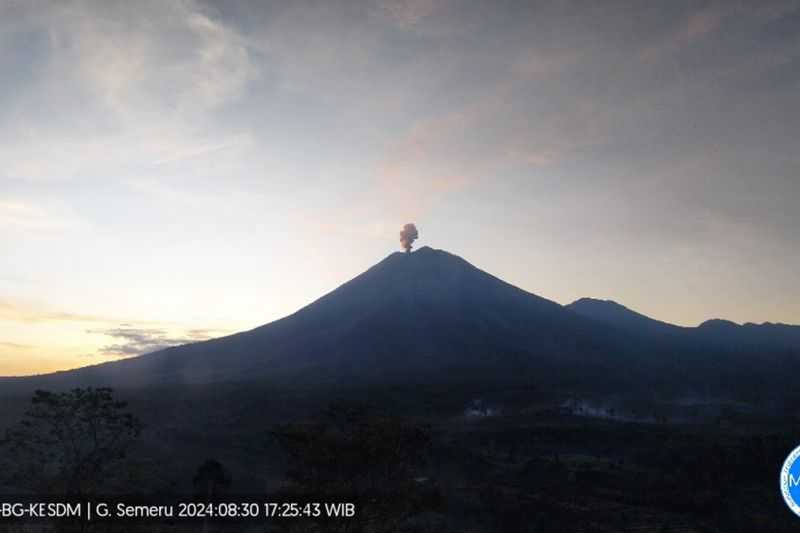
<box><xmin>1</xmin><ymin>380</ymin><xmax>798</xmax><ymax>532</ymax></box>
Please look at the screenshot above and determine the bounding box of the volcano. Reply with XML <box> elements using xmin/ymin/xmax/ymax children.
<box><xmin>1</xmin><ymin>247</ymin><xmax>796</xmax><ymax>394</ymax></box>
<box><xmin>0</xmin><ymin>247</ymin><xmax>638</xmax><ymax>390</ymax></box>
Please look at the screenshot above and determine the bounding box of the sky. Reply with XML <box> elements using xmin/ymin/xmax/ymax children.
<box><xmin>2</xmin><ymin>0</ymin><xmax>799</xmax><ymax>376</ymax></box>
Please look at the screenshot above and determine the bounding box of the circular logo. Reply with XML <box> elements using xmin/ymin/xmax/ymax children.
<box><xmin>781</xmin><ymin>445</ymin><xmax>800</xmax><ymax>517</ymax></box>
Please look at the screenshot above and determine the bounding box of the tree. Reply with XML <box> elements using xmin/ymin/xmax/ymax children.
<box><xmin>192</xmin><ymin>459</ymin><xmax>231</xmax><ymax>501</ymax></box>
<box><xmin>0</xmin><ymin>387</ymin><xmax>142</xmax><ymax>496</ymax></box>
<box><xmin>272</xmin><ymin>403</ymin><xmax>437</xmax><ymax>532</ymax></box>
<box><xmin>192</xmin><ymin>459</ymin><xmax>231</xmax><ymax>533</ymax></box>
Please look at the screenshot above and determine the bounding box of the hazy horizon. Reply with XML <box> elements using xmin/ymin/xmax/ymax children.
<box><xmin>2</xmin><ymin>0</ymin><xmax>800</xmax><ymax>376</ymax></box>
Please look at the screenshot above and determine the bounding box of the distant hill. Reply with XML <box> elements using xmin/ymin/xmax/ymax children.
<box><xmin>1</xmin><ymin>247</ymin><xmax>797</xmax><ymax>399</ymax></box>
<box><xmin>566</xmin><ymin>298</ymin><xmax>686</xmax><ymax>338</ymax></box>
<box><xmin>695</xmin><ymin>318</ymin><xmax>800</xmax><ymax>352</ymax></box>
<box><xmin>567</xmin><ymin>297</ymin><xmax>800</xmax><ymax>352</ymax></box>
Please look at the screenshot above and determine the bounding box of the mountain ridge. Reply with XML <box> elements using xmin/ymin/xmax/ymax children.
<box><xmin>1</xmin><ymin>247</ymin><xmax>797</xmax><ymax>397</ymax></box>
<box><xmin>566</xmin><ymin>296</ymin><xmax>800</xmax><ymax>351</ymax></box>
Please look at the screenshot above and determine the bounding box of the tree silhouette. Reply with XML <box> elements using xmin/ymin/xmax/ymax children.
<box><xmin>192</xmin><ymin>458</ymin><xmax>231</xmax><ymax>501</ymax></box>
<box><xmin>272</xmin><ymin>403</ymin><xmax>437</xmax><ymax>531</ymax></box>
<box><xmin>0</xmin><ymin>387</ymin><xmax>142</xmax><ymax>497</ymax></box>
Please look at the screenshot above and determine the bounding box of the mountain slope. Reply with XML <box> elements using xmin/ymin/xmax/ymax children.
<box><xmin>566</xmin><ymin>298</ymin><xmax>686</xmax><ymax>338</ymax></box>
<box><xmin>1</xmin><ymin>247</ymin><xmax>646</xmax><ymax>391</ymax></box>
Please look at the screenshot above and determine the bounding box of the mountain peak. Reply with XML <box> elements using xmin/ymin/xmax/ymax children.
<box><xmin>567</xmin><ymin>297</ymin><xmax>646</xmax><ymax>319</ymax></box>
<box><xmin>368</xmin><ymin>246</ymin><xmax>468</xmax><ymax>274</ymax></box>
<box><xmin>698</xmin><ymin>318</ymin><xmax>740</xmax><ymax>329</ymax></box>
<box><xmin>379</xmin><ymin>246</ymin><xmax>452</xmax><ymax>262</ymax></box>
<box><xmin>569</xmin><ymin>297</ymin><xmax>628</xmax><ymax>310</ymax></box>
<box><xmin>409</xmin><ymin>245</ymin><xmax>457</xmax><ymax>259</ymax></box>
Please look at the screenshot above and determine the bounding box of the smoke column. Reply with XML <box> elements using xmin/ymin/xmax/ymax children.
<box><xmin>400</xmin><ymin>223</ymin><xmax>419</xmax><ymax>253</ymax></box>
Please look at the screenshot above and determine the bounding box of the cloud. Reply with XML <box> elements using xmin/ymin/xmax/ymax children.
<box><xmin>511</xmin><ymin>48</ymin><xmax>582</xmax><ymax>80</ymax></box>
<box><xmin>375</xmin><ymin>101</ymin><xmax>502</xmax><ymax>202</ymax></box>
<box><xmin>185</xmin><ymin>328</ymin><xmax>228</xmax><ymax>340</ymax></box>
<box><xmin>0</xmin><ymin>299</ymin><xmax>112</xmax><ymax>324</ymax></box>
<box><xmin>53</xmin><ymin>1</ymin><xmax>256</xmax><ymax>116</ymax></box>
<box><xmin>0</xmin><ymin>341</ymin><xmax>76</xmax><ymax>377</ymax></box>
<box><xmin>0</xmin><ymin>200</ymin><xmax>84</xmax><ymax>232</ymax></box>
<box><xmin>88</xmin><ymin>325</ymin><xmax>225</xmax><ymax>357</ymax></box>
<box><xmin>0</xmin><ymin>0</ymin><xmax>798</xmax><ymax>341</ymax></box>
<box><xmin>503</xmin><ymin>146</ymin><xmax>560</xmax><ymax>168</ymax></box>
<box><xmin>0</xmin><ymin>0</ymin><xmax>258</xmax><ymax>183</ymax></box>
<box><xmin>686</xmin><ymin>8</ymin><xmax>720</xmax><ymax>41</ymax></box>
<box><xmin>0</xmin><ymin>201</ymin><xmax>57</xmax><ymax>230</ymax></box>
<box><xmin>0</xmin><ymin>341</ymin><xmax>32</xmax><ymax>350</ymax></box>
<box><xmin>377</xmin><ymin>0</ymin><xmax>442</xmax><ymax>28</ymax></box>
<box><xmin>151</xmin><ymin>133</ymin><xmax>253</xmax><ymax>166</ymax></box>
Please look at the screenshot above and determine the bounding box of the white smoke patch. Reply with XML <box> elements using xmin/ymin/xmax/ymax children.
<box><xmin>562</xmin><ymin>400</ymin><xmax>656</xmax><ymax>424</ymax></box>
<box><xmin>464</xmin><ymin>399</ymin><xmax>501</xmax><ymax>419</ymax></box>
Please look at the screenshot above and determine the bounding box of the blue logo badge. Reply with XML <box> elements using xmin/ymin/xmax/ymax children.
<box><xmin>781</xmin><ymin>445</ymin><xmax>800</xmax><ymax>517</ymax></box>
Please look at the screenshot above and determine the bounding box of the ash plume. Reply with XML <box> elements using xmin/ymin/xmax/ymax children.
<box><xmin>399</xmin><ymin>223</ymin><xmax>419</xmax><ymax>252</ymax></box>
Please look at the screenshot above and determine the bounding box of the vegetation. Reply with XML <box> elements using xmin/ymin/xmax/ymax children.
<box><xmin>0</xmin><ymin>382</ymin><xmax>798</xmax><ymax>532</ymax></box>
<box><xmin>271</xmin><ymin>403</ymin><xmax>439</xmax><ymax>531</ymax></box>
<box><xmin>0</xmin><ymin>387</ymin><xmax>142</xmax><ymax>497</ymax></box>
<box><xmin>193</xmin><ymin>458</ymin><xmax>231</xmax><ymax>500</ymax></box>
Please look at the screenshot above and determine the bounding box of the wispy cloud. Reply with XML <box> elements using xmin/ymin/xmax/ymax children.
<box><xmin>151</xmin><ymin>133</ymin><xmax>253</xmax><ymax>166</ymax></box>
<box><xmin>0</xmin><ymin>299</ymin><xmax>112</xmax><ymax>324</ymax></box>
<box><xmin>0</xmin><ymin>0</ymin><xmax>258</xmax><ymax>183</ymax></box>
<box><xmin>0</xmin><ymin>200</ymin><xmax>80</xmax><ymax>231</ymax></box>
<box><xmin>638</xmin><ymin>5</ymin><xmax>728</xmax><ymax>63</ymax></box>
<box><xmin>378</xmin><ymin>0</ymin><xmax>442</xmax><ymax>28</ymax></box>
<box><xmin>687</xmin><ymin>8</ymin><xmax>721</xmax><ymax>41</ymax></box>
<box><xmin>88</xmin><ymin>325</ymin><xmax>226</xmax><ymax>357</ymax></box>
<box><xmin>503</xmin><ymin>146</ymin><xmax>560</xmax><ymax>168</ymax></box>
<box><xmin>0</xmin><ymin>341</ymin><xmax>33</xmax><ymax>350</ymax></box>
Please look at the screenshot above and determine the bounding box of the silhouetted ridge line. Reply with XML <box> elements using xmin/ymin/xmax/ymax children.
<box><xmin>0</xmin><ymin>248</ymin><xmax>797</xmax><ymax>396</ymax></box>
